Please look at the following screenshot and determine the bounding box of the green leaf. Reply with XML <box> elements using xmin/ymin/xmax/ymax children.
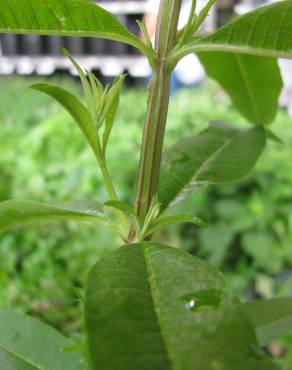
<box><xmin>0</xmin><ymin>309</ymin><xmax>85</xmax><ymax>370</ymax></box>
<box><xmin>31</xmin><ymin>83</ymin><xmax>101</xmax><ymax>160</ymax></box>
<box><xmin>195</xmin><ymin>0</ymin><xmax>217</xmax><ymax>31</ymax></box>
<box><xmin>198</xmin><ymin>53</ymin><xmax>282</xmax><ymax>125</ymax></box>
<box><xmin>102</xmin><ymin>75</ymin><xmax>125</xmax><ymax>155</ymax></box>
<box><xmin>85</xmin><ymin>243</ymin><xmax>279</xmax><ymax>370</ymax></box>
<box><xmin>0</xmin><ymin>0</ymin><xmax>150</xmax><ymax>57</ymax></box>
<box><xmin>104</xmin><ymin>200</ymin><xmax>136</xmax><ymax>217</ymax></box>
<box><xmin>244</xmin><ymin>297</ymin><xmax>292</xmax><ymax>346</ymax></box>
<box><xmin>62</xmin><ymin>48</ymin><xmax>96</xmax><ymax>119</ymax></box>
<box><xmin>265</xmin><ymin>129</ymin><xmax>283</xmax><ymax>144</ymax></box>
<box><xmin>147</xmin><ymin>214</ymin><xmax>207</xmax><ymax>236</ymax></box>
<box><xmin>0</xmin><ymin>199</ymin><xmax>106</xmax><ymax>232</ymax></box>
<box><xmin>158</xmin><ymin>122</ymin><xmax>266</xmax><ymax>210</ymax></box>
<box><xmin>176</xmin><ymin>1</ymin><xmax>292</xmax><ymax>60</ymax></box>
<box><xmin>0</xmin><ymin>349</ymin><xmax>36</xmax><ymax>370</ymax></box>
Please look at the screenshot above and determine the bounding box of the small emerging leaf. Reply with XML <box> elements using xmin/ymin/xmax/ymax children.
<box><xmin>147</xmin><ymin>214</ymin><xmax>207</xmax><ymax>236</ymax></box>
<box><xmin>104</xmin><ymin>200</ymin><xmax>136</xmax><ymax>217</ymax></box>
<box><xmin>62</xmin><ymin>48</ymin><xmax>95</xmax><ymax>118</ymax></box>
<box><xmin>195</xmin><ymin>0</ymin><xmax>217</xmax><ymax>31</ymax></box>
<box><xmin>102</xmin><ymin>75</ymin><xmax>126</xmax><ymax>155</ymax></box>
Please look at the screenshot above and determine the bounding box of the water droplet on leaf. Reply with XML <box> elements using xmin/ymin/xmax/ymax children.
<box><xmin>181</xmin><ymin>288</ymin><xmax>223</xmax><ymax>312</ymax></box>
<box><xmin>185</xmin><ymin>299</ymin><xmax>196</xmax><ymax>310</ymax></box>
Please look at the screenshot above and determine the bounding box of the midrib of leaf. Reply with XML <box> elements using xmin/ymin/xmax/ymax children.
<box><xmin>143</xmin><ymin>247</ymin><xmax>174</xmax><ymax>370</ymax></box>
<box><xmin>181</xmin><ymin>44</ymin><xmax>292</xmax><ymax>59</ymax></box>
<box><xmin>235</xmin><ymin>54</ymin><xmax>261</xmax><ymax>123</ymax></box>
<box><xmin>0</xmin><ymin>202</ymin><xmax>107</xmax><ymax>231</ymax></box>
<box><xmin>0</xmin><ymin>27</ymin><xmax>136</xmax><ymax>46</ymax></box>
<box><xmin>3</xmin><ymin>213</ymin><xmax>103</xmax><ymax>225</ymax></box>
<box><xmin>0</xmin><ymin>343</ymin><xmax>43</xmax><ymax>370</ymax></box>
<box><xmin>173</xmin><ymin>133</ymin><xmax>237</xmax><ymax>203</ymax></box>
<box><xmin>0</xmin><ymin>0</ymin><xmax>147</xmax><ymax>54</ymax></box>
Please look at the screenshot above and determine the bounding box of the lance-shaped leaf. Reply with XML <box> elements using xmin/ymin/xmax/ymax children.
<box><xmin>104</xmin><ymin>200</ymin><xmax>136</xmax><ymax>217</ymax></box>
<box><xmin>0</xmin><ymin>0</ymin><xmax>150</xmax><ymax>57</ymax></box>
<box><xmin>102</xmin><ymin>75</ymin><xmax>125</xmax><ymax>155</ymax></box>
<box><xmin>244</xmin><ymin>297</ymin><xmax>292</xmax><ymax>347</ymax></box>
<box><xmin>158</xmin><ymin>123</ymin><xmax>266</xmax><ymax>210</ymax></box>
<box><xmin>0</xmin><ymin>309</ymin><xmax>85</xmax><ymax>370</ymax></box>
<box><xmin>175</xmin><ymin>1</ymin><xmax>292</xmax><ymax>61</ymax></box>
<box><xmin>31</xmin><ymin>84</ymin><xmax>101</xmax><ymax>160</ymax></box>
<box><xmin>198</xmin><ymin>53</ymin><xmax>283</xmax><ymax>125</ymax></box>
<box><xmin>146</xmin><ymin>214</ymin><xmax>207</xmax><ymax>237</ymax></box>
<box><xmin>0</xmin><ymin>199</ymin><xmax>106</xmax><ymax>232</ymax></box>
<box><xmin>85</xmin><ymin>243</ymin><xmax>279</xmax><ymax>370</ymax></box>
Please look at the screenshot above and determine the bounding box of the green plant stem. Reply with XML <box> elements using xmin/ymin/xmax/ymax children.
<box><xmin>132</xmin><ymin>0</ymin><xmax>183</xmax><ymax>231</ymax></box>
<box><xmin>99</xmin><ymin>160</ymin><xmax>118</xmax><ymax>200</ymax></box>
<box><xmin>95</xmin><ymin>139</ymin><xmax>129</xmax><ymax>234</ymax></box>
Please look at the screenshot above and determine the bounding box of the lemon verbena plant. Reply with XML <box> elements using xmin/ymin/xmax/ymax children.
<box><xmin>1</xmin><ymin>0</ymin><xmax>292</xmax><ymax>369</ymax></box>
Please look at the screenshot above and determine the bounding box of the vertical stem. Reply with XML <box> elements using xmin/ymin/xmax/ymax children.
<box><xmin>133</xmin><ymin>0</ymin><xmax>182</xmax><ymax>226</ymax></box>
<box><xmin>99</xmin><ymin>160</ymin><xmax>118</xmax><ymax>200</ymax></box>
<box><xmin>95</xmin><ymin>139</ymin><xmax>128</xmax><ymax>232</ymax></box>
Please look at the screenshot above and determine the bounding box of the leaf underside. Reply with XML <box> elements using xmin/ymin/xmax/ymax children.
<box><xmin>198</xmin><ymin>53</ymin><xmax>283</xmax><ymax>125</ymax></box>
<box><xmin>85</xmin><ymin>243</ymin><xmax>279</xmax><ymax>370</ymax></box>
<box><xmin>0</xmin><ymin>310</ymin><xmax>85</xmax><ymax>370</ymax></box>
<box><xmin>158</xmin><ymin>123</ymin><xmax>266</xmax><ymax>211</ymax></box>
<box><xmin>0</xmin><ymin>0</ymin><xmax>141</xmax><ymax>49</ymax></box>
<box><xmin>185</xmin><ymin>1</ymin><xmax>292</xmax><ymax>59</ymax></box>
<box><xmin>0</xmin><ymin>199</ymin><xmax>105</xmax><ymax>232</ymax></box>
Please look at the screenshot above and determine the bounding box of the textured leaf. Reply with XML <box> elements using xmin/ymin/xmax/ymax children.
<box><xmin>158</xmin><ymin>123</ymin><xmax>266</xmax><ymax>210</ymax></box>
<box><xmin>198</xmin><ymin>53</ymin><xmax>282</xmax><ymax>125</ymax></box>
<box><xmin>0</xmin><ymin>0</ymin><xmax>147</xmax><ymax>54</ymax></box>
<box><xmin>0</xmin><ymin>309</ymin><xmax>85</xmax><ymax>370</ymax></box>
<box><xmin>85</xmin><ymin>243</ymin><xmax>279</xmax><ymax>370</ymax></box>
<box><xmin>0</xmin><ymin>349</ymin><xmax>35</xmax><ymax>370</ymax></box>
<box><xmin>0</xmin><ymin>199</ymin><xmax>106</xmax><ymax>232</ymax></box>
<box><xmin>31</xmin><ymin>84</ymin><xmax>101</xmax><ymax>160</ymax></box>
<box><xmin>178</xmin><ymin>1</ymin><xmax>292</xmax><ymax>60</ymax></box>
<box><xmin>244</xmin><ymin>297</ymin><xmax>292</xmax><ymax>346</ymax></box>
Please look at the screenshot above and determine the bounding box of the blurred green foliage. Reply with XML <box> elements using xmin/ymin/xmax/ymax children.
<box><xmin>1</xmin><ymin>76</ymin><xmax>292</xmax><ymax>345</ymax></box>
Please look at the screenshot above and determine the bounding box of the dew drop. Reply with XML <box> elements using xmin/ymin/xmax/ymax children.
<box><xmin>181</xmin><ymin>288</ymin><xmax>223</xmax><ymax>312</ymax></box>
<box><xmin>185</xmin><ymin>299</ymin><xmax>196</xmax><ymax>310</ymax></box>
